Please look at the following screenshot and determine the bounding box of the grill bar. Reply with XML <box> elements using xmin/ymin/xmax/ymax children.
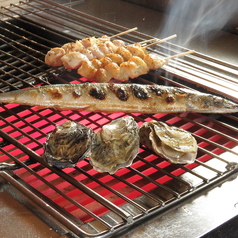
<box><xmin>0</xmin><ymin>148</ymin><xmax>111</xmax><ymax>231</ymax></box>
<box><xmin>0</xmin><ymin>129</ymin><xmax>133</xmax><ymax>226</ymax></box>
<box><xmin>1</xmin><ymin>1</ymin><xmax>238</xmax><ymax>237</ymax></box>
<box><xmin>75</xmin><ymin>166</ymin><xmax>150</xmax><ymax>214</ymax></box>
<box><xmin>0</xmin><ymin>172</ymin><xmax>93</xmax><ymax>236</ymax></box>
<box><xmin>111</xmin><ymin>171</ymin><xmax>165</xmax><ymax>204</ymax></box>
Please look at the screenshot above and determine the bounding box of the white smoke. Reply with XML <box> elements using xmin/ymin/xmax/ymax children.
<box><xmin>159</xmin><ymin>0</ymin><xmax>238</xmax><ymax>47</ymax></box>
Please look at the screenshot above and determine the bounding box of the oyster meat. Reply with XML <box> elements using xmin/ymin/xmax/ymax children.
<box><xmin>139</xmin><ymin>121</ymin><xmax>197</xmax><ymax>164</ymax></box>
<box><xmin>43</xmin><ymin>120</ymin><xmax>95</xmax><ymax>168</ymax></box>
<box><xmin>90</xmin><ymin>116</ymin><xmax>140</xmax><ymax>174</ymax></box>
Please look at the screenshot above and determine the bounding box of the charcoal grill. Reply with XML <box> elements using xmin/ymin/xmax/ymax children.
<box><xmin>0</xmin><ymin>1</ymin><xmax>238</xmax><ymax>237</ymax></box>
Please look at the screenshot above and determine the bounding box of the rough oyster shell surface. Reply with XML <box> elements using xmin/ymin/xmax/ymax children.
<box><xmin>43</xmin><ymin>120</ymin><xmax>95</xmax><ymax>168</ymax></box>
<box><xmin>139</xmin><ymin>121</ymin><xmax>197</xmax><ymax>164</ymax></box>
<box><xmin>90</xmin><ymin>116</ymin><xmax>140</xmax><ymax>174</ymax></box>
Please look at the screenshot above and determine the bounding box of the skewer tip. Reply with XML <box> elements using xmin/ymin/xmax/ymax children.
<box><xmin>165</xmin><ymin>50</ymin><xmax>195</xmax><ymax>60</ymax></box>
<box><xmin>143</xmin><ymin>34</ymin><xmax>177</xmax><ymax>49</ymax></box>
<box><xmin>110</xmin><ymin>27</ymin><xmax>138</xmax><ymax>39</ymax></box>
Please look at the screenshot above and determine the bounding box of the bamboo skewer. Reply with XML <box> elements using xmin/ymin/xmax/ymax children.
<box><xmin>108</xmin><ymin>30</ymin><xmax>193</xmax><ymax>61</ymax></box>
<box><xmin>109</xmin><ymin>27</ymin><xmax>138</xmax><ymax>39</ymax></box>
<box><xmin>98</xmin><ymin>27</ymin><xmax>177</xmax><ymax>50</ymax></box>
<box><xmin>165</xmin><ymin>50</ymin><xmax>195</xmax><ymax>60</ymax></box>
<box><xmin>128</xmin><ymin>38</ymin><xmax>158</xmax><ymax>47</ymax></box>
<box><xmin>143</xmin><ymin>34</ymin><xmax>177</xmax><ymax>49</ymax></box>
<box><xmin>139</xmin><ymin>38</ymin><xmax>160</xmax><ymax>46</ymax></box>
<box><xmin>127</xmin><ymin>34</ymin><xmax>177</xmax><ymax>47</ymax></box>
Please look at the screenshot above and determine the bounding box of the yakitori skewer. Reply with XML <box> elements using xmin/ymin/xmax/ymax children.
<box><xmin>45</xmin><ymin>28</ymin><xmax>193</xmax><ymax>82</ymax></box>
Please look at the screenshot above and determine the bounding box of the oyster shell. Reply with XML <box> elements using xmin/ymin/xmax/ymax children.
<box><xmin>90</xmin><ymin>116</ymin><xmax>140</xmax><ymax>174</ymax></box>
<box><xmin>139</xmin><ymin>121</ymin><xmax>197</xmax><ymax>164</ymax></box>
<box><xmin>43</xmin><ymin>120</ymin><xmax>95</xmax><ymax>168</ymax></box>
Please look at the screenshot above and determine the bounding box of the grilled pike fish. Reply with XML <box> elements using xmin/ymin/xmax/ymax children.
<box><xmin>0</xmin><ymin>83</ymin><xmax>237</xmax><ymax>114</ymax></box>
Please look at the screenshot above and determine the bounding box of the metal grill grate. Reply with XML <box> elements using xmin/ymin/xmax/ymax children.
<box><xmin>1</xmin><ymin>1</ymin><xmax>238</xmax><ymax>237</ymax></box>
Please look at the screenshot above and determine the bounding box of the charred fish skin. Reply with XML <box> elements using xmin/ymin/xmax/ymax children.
<box><xmin>90</xmin><ymin>116</ymin><xmax>140</xmax><ymax>174</ymax></box>
<box><xmin>0</xmin><ymin>83</ymin><xmax>238</xmax><ymax>113</ymax></box>
<box><xmin>43</xmin><ymin>120</ymin><xmax>95</xmax><ymax>168</ymax></box>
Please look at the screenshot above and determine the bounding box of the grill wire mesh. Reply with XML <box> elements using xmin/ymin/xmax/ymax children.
<box><xmin>0</xmin><ymin>0</ymin><xmax>238</xmax><ymax>237</ymax></box>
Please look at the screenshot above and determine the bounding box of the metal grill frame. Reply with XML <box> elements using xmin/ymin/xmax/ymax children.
<box><xmin>1</xmin><ymin>1</ymin><xmax>238</xmax><ymax>237</ymax></box>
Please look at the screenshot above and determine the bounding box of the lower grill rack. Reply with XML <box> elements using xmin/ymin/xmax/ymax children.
<box><xmin>1</xmin><ymin>106</ymin><xmax>238</xmax><ymax>236</ymax></box>
<box><xmin>1</xmin><ymin>0</ymin><xmax>238</xmax><ymax>237</ymax></box>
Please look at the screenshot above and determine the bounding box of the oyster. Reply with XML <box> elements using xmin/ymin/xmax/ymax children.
<box><xmin>90</xmin><ymin>116</ymin><xmax>140</xmax><ymax>174</ymax></box>
<box><xmin>139</xmin><ymin>121</ymin><xmax>197</xmax><ymax>164</ymax></box>
<box><xmin>43</xmin><ymin>120</ymin><xmax>95</xmax><ymax>168</ymax></box>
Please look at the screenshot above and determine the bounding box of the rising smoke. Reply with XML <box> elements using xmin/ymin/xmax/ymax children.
<box><xmin>159</xmin><ymin>0</ymin><xmax>238</xmax><ymax>47</ymax></box>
